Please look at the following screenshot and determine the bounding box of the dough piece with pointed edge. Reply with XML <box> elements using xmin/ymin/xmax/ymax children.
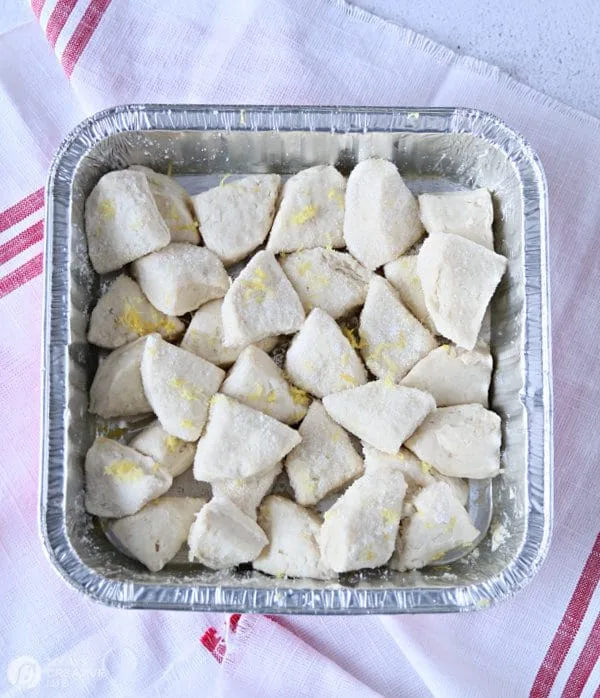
<box><xmin>401</xmin><ymin>343</ymin><xmax>492</xmax><ymax>407</ymax></box>
<box><xmin>85</xmin><ymin>170</ymin><xmax>170</xmax><ymax>274</ymax></box>
<box><xmin>383</xmin><ymin>255</ymin><xmax>436</xmax><ymax>333</ymax></box>
<box><xmin>405</xmin><ymin>404</ymin><xmax>501</xmax><ymax>479</ymax></box>
<box><xmin>88</xmin><ymin>275</ymin><xmax>184</xmax><ymax>349</ymax></box>
<box><xmin>280</xmin><ymin>248</ymin><xmax>371</xmax><ymax>319</ymax></box>
<box><xmin>285</xmin><ymin>308</ymin><xmax>367</xmax><ymax>398</ymax></box>
<box><xmin>191</xmin><ymin>174</ymin><xmax>281</xmax><ymax>264</ymax></box>
<box><xmin>85</xmin><ymin>437</ymin><xmax>172</xmax><ymax>517</ymax></box>
<box><xmin>418</xmin><ymin>189</ymin><xmax>494</xmax><ymax>250</ymax></box>
<box><xmin>129</xmin><ymin>165</ymin><xmax>199</xmax><ymax>244</ymax></box>
<box><xmin>187</xmin><ymin>496</ymin><xmax>268</xmax><ymax>568</ymax></box>
<box><xmin>323</xmin><ymin>381</ymin><xmax>434</xmax><ymax>454</ymax></box>
<box><xmin>221</xmin><ymin>346</ymin><xmax>309</xmax><ymax>424</ymax></box>
<box><xmin>89</xmin><ymin>336</ymin><xmax>152</xmax><ymax>418</ymax></box>
<box><xmin>267</xmin><ymin>166</ymin><xmax>346</xmax><ymax>254</ymax></box>
<box><xmin>285</xmin><ymin>401</ymin><xmax>364</xmax><ymax>505</ymax></box>
<box><xmin>193</xmin><ymin>395</ymin><xmax>301</xmax><ymax>481</ymax></box>
<box><xmin>141</xmin><ymin>334</ymin><xmax>225</xmax><ymax>441</ymax></box>
<box><xmin>222</xmin><ymin>250</ymin><xmax>305</xmax><ymax>346</ymax></box>
<box><xmin>211</xmin><ymin>462</ymin><xmax>282</xmax><ymax>519</ymax></box>
<box><xmin>105</xmin><ymin>496</ymin><xmax>205</xmax><ymax>572</ymax></box>
<box><xmin>132</xmin><ymin>242</ymin><xmax>229</xmax><ymax>316</ymax></box>
<box><xmin>417</xmin><ymin>233</ymin><xmax>507</xmax><ymax>349</ymax></box>
<box><xmin>343</xmin><ymin>159</ymin><xmax>423</xmax><ymax>270</ymax></box>
<box><xmin>391</xmin><ymin>481</ymin><xmax>479</xmax><ymax>571</ymax></box>
<box><xmin>129</xmin><ymin>421</ymin><xmax>196</xmax><ymax>478</ymax></box>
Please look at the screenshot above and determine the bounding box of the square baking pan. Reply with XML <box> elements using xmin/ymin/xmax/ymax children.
<box><xmin>40</xmin><ymin>105</ymin><xmax>552</xmax><ymax>613</ymax></box>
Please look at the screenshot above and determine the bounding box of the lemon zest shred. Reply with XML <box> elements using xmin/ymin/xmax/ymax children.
<box><xmin>289</xmin><ymin>385</ymin><xmax>310</xmax><ymax>406</ymax></box>
<box><xmin>291</xmin><ymin>204</ymin><xmax>317</xmax><ymax>225</ymax></box>
<box><xmin>169</xmin><ymin>377</ymin><xmax>203</xmax><ymax>401</ymax></box>
<box><xmin>104</xmin><ymin>460</ymin><xmax>144</xmax><ymax>482</ymax></box>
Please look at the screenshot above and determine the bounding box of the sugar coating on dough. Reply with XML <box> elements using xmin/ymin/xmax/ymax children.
<box><xmin>285</xmin><ymin>401</ymin><xmax>364</xmax><ymax>505</ymax></box>
<box><xmin>105</xmin><ymin>496</ymin><xmax>205</xmax><ymax>571</ymax></box>
<box><xmin>132</xmin><ymin>242</ymin><xmax>230</xmax><ymax>316</ymax></box>
<box><xmin>88</xmin><ymin>275</ymin><xmax>184</xmax><ymax>349</ymax></box>
<box><xmin>187</xmin><ymin>496</ymin><xmax>268</xmax><ymax>568</ymax></box>
<box><xmin>141</xmin><ymin>334</ymin><xmax>225</xmax><ymax>441</ymax></box>
<box><xmin>129</xmin><ymin>421</ymin><xmax>196</xmax><ymax>478</ymax></box>
<box><xmin>191</xmin><ymin>174</ymin><xmax>281</xmax><ymax>265</ymax></box>
<box><xmin>211</xmin><ymin>462</ymin><xmax>282</xmax><ymax>519</ymax></box>
<box><xmin>84</xmin><ymin>437</ymin><xmax>172</xmax><ymax>518</ymax></box>
<box><xmin>343</xmin><ymin>159</ymin><xmax>423</xmax><ymax>270</ymax></box>
<box><xmin>89</xmin><ymin>336</ymin><xmax>152</xmax><ymax>419</ymax></box>
<box><xmin>221</xmin><ymin>345</ymin><xmax>309</xmax><ymax>425</ymax></box>
<box><xmin>418</xmin><ymin>189</ymin><xmax>494</xmax><ymax>250</ymax></box>
<box><xmin>280</xmin><ymin>248</ymin><xmax>371</xmax><ymax>319</ymax></box>
<box><xmin>417</xmin><ymin>233</ymin><xmax>507</xmax><ymax>349</ymax></box>
<box><xmin>285</xmin><ymin>308</ymin><xmax>367</xmax><ymax>398</ymax></box>
<box><xmin>254</xmin><ymin>496</ymin><xmax>334</xmax><ymax>579</ymax></box>
<box><xmin>405</xmin><ymin>404</ymin><xmax>501</xmax><ymax>479</ymax></box>
<box><xmin>193</xmin><ymin>394</ymin><xmax>301</xmax><ymax>481</ymax></box>
<box><xmin>323</xmin><ymin>381</ymin><xmax>435</xmax><ymax>454</ymax></box>
<box><xmin>221</xmin><ymin>250</ymin><xmax>305</xmax><ymax>346</ymax></box>
<box><xmin>383</xmin><ymin>255</ymin><xmax>436</xmax><ymax>333</ymax></box>
<box><xmin>267</xmin><ymin>166</ymin><xmax>346</xmax><ymax>253</ymax></box>
<box><xmin>359</xmin><ymin>276</ymin><xmax>437</xmax><ymax>383</ymax></box>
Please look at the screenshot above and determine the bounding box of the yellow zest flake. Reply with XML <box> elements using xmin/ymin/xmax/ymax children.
<box><xmin>266</xmin><ymin>389</ymin><xmax>277</xmax><ymax>404</ymax></box>
<box><xmin>275</xmin><ymin>571</ymin><xmax>285</xmax><ymax>580</ymax></box>
<box><xmin>242</xmin><ymin>266</ymin><xmax>270</xmax><ymax>303</ymax></box>
<box><xmin>440</xmin><ymin>344</ymin><xmax>451</xmax><ymax>352</ymax></box>
<box><xmin>180</xmin><ymin>418</ymin><xmax>195</xmax><ymax>429</ymax></box>
<box><xmin>330</xmin><ymin>429</ymin><xmax>342</xmax><ymax>443</ymax></box>
<box><xmin>173</xmin><ymin>222</ymin><xmax>199</xmax><ymax>233</ymax></box>
<box><xmin>289</xmin><ymin>385</ymin><xmax>310</xmax><ymax>406</ymax></box>
<box><xmin>339</xmin><ymin>373</ymin><xmax>358</xmax><ymax>386</ymax></box>
<box><xmin>420</xmin><ymin>461</ymin><xmax>433</xmax><ymax>475</ymax></box>
<box><xmin>169</xmin><ymin>377</ymin><xmax>203</xmax><ymax>402</ymax></box>
<box><xmin>383</xmin><ymin>374</ymin><xmax>395</xmax><ymax>388</ymax></box>
<box><xmin>381</xmin><ymin>354</ymin><xmax>400</xmax><ymax>376</ymax></box>
<box><xmin>430</xmin><ymin>550</ymin><xmax>447</xmax><ymax>562</ymax></box>
<box><xmin>381</xmin><ymin>508</ymin><xmax>399</xmax><ymax>525</ymax></box>
<box><xmin>396</xmin><ymin>333</ymin><xmax>407</xmax><ymax>350</ymax></box>
<box><xmin>323</xmin><ymin>508</ymin><xmax>337</xmax><ymax>521</ymax></box>
<box><xmin>399</xmin><ymin>258</ymin><xmax>410</xmax><ymax>269</ymax></box>
<box><xmin>325</xmin><ymin>243</ymin><xmax>334</xmax><ymax>251</ymax></box>
<box><xmin>130</xmin><ymin>219</ymin><xmax>144</xmax><ymax>232</ymax></box>
<box><xmin>220</xmin><ymin>173</ymin><xmax>233</xmax><ymax>187</ymax></box>
<box><xmin>445</xmin><ymin>516</ymin><xmax>457</xmax><ymax>533</ymax></box>
<box><xmin>151</xmin><ymin>462</ymin><xmax>160</xmax><ymax>474</ymax></box>
<box><xmin>363</xmin><ymin>548</ymin><xmax>376</xmax><ymax>561</ymax></box>
<box><xmin>118</xmin><ymin>302</ymin><xmax>178</xmax><ymax>338</ymax></box>
<box><xmin>341</xmin><ymin>326</ymin><xmax>365</xmax><ymax>350</ymax></box>
<box><xmin>98</xmin><ymin>425</ymin><xmax>128</xmax><ymax>439</ymax></box>
<box><xmin>327</xmin><ymin>188</ymin><xmax>345</xmax><ymax>208</ymax></box>
<box><xmin>297</xmin><ymin>261</ymin><xmax>312</xmax><ymax>276</ymax></box>
<box><xmin>291</xmin><ymin>204</ymin><xmax>318</xmax><ymax>226</ymax></box>
<box><xmin>410</xmin><ymin>275</ymin><xmax>420</xmax><ymax>287</ymax></box>
<box><xmin>341</xmin><ymin>353</ymin><xmax>350</xmax><ymax>367</ymax></box>
<box><xmin>98</xmin><ymin>199</ymin><xmax>116</xmax><ymax>220</ymax></box>
<box><xmin>247</xmin><ymin>383</ymin><xmax>264</xmax><ymax>400</ymax></box>
<box><xmin>165</xmin><ymin>435</ymin><xmax>182</xmax><ymax>453</ymax></box>
<box><xmin>104</xmin><ymin>460</ymin><xmax>144</xmax><ymax>482</ymax></box>
<box><xmin>209</xmin><ymin>394</ymin><xmax>223</xmax><ymax>407</ymax></box>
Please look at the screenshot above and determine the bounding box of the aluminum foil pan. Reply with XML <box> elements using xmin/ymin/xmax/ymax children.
<box><xmin>40</xmin><ymin>106</ymin><xmax>552</xmax><ymax>613</ymax></box>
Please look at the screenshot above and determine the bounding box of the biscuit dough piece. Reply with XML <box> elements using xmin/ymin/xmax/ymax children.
<box><xmin>187</xmin><ymin>496</ymin><xmax>268</xmax><ymax>568</ymax></box>
<box><xmin>323</xmin><ymin>381</ymin><xmax>434</xmax><ymax>454</ymax></box>
<box><xmin>405</xmin><ymin>404</ymin><xmax>501</xmax><ymax>479</ymax></box>
<box><xmin>221</xmin><ymin>346</ymin><xmax>309</xmax><ymax>424</ymax></box>
<box><xmin>221</xmin><ymin>250</ymin><xmax>305</xmax><ymax>346</ymax></box>
<box><xmin>105</xmin><ymin>496</ymin><xmax>205</xmax><ymax>571</ymax></box>
<box><xmin>129</xmin><ymin>421</ymin><xmax>196</xmax><ymax>477</ymax></box>
<box><xmin>85</xmin><ymin>437</ymin><xmax>172</xmax><ymax>518</ymax></box>
<box><xmin>132</xmin><ymin>243</ymin><xmax>229</xmax><ymax>316</ymax></box>
<box><xmin>383</xmin><ymin>255</ymin><xmax>436</xmax><ymax>333</ymax></box>
<box><xmin>359</xmin><ymin>276</ymin><xmax>437</xmax><ymax>382</ymax></box>
<box><xmin>280</xmin><ymin>248</ymin><xmax>371</xmax><ymax>319</ymax></box>
<box><xmin>89</xmin><ymin>336</ymin><xmax>152</xmax><ymax>418</ymax></box>
<box><xmin>193</xmin><ymin>395</ymin><xmax>301</xmax><ymax>481</ymax></box>
<box><xmin>191</xmin><ymin>174</ymin><xmax>281</xmax><ymax>264</ymax></box>
<box><xmin>140</xmin><ymin>335</ymin><xmax>225</xmax><ymax>441</ymax></box>
<box><xmin>88</xmin><ymin>275</ymin><xmax>184</xmax><ymax>349</ymax></box>
<box><xmin>417</xmin><ymin>233</ymin><xmax>507</xmax><ymax>349</ymax></box>
<box><xmin>285</xmin><ymin>401</ymin><xmax>364</xmax><ymax>505</ymax></box>
<box><xmin>267</xmin><ymin>166</ymin><xmax>346</xmax><ymax>253</ymax></box>
<box><xmin>343</xmin><ymin>159</ymin><xmax>423</xmax><ymax>270</ymax></box>
<box><xmin>85</xmin><ymin>170</ymin><xmax>170</xmax><ymax>274</ymax></box>
<box><xmin>211</xmin><ymin>462</ymin><xmax>282</xmax><ymax>519</ymax></box>
<box><xmin>285</xmin><ymin>308</ymin><xmax>367</xmax><ymax>398</ymax></box>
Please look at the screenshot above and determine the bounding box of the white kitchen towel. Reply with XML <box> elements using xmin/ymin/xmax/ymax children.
<box><xmin>0</xmin><ymin>1</ymin><xmax>599</xmax><ymax>697</ymax></box>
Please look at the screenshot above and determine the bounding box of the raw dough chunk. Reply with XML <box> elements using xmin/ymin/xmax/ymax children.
<box><xmin>85</xmin><ymin>437</ymin><xmax>172</xmax><ymax>517</ymax></box>
<box><xmin>132</xmin><ymin>242</ymin><xmax>229</xmax><ymax>316</ymax></box>
<box><xmin>129</xmin><ymin>421</ymin><xmax>196</xmax><ymax>477</ymax></box>
<box><xmin>343</xmin><ymin>159</ymin><xmax>423</xmax><ymax>270</ymax></box>
<box><xmin>140</xmin><ymin>334</ymin><xmax>225</xmax><ymax>441</ymax></box>
<box><xmin>254</xmin><ymin>496</ymin><xmax>334</xmax><ymax>579</ymax></box>
<box><xmin>383</xmin><ymin>256</ymin><xmax>436</xmax><ymax>333</ymax></box>
<box><xmin>85</xmin><ymin>170</ymin><xmax>170</xmax><ymax>274</ymax></box>
<box><xmin>105</xmin><ymin>496</ymin><xmax>205</xmax><ymax>571</ymax></box>
<box><xmin>193</xmin><ymin>395</ymin><xmax>301</xmax><ymax>481</ymax></box>
<box><xmin>221</xmin><ymin>346</ymin><xmax>309</xmax><ymax>424</ymax></box>
<box><xmin>418</xmin><ymin>189</ymin><xmax>494</xmax><ymax>250</ymax></box>
<box><xmin>211</xmin><ymin>462</ymin><xmax>282</xmax><ymax>519</ymax></box>
<box><xmin>187</xmin><ymin>496</ymin><xmax>268</xmax><ymax>568</ymax></box>
<box><xmin>280</xmin><ymin>248</ymin><xmax>371</xmax><ymax>319</ymax></box>
<box><xmin>359</xmin><ymin>276</ymin><xmax>437</xmax><ymax>382</ymax></box>
<box><xmin>267</xmin><ymin>166</ymin><xmax>346</xmax><ymax>253</ymax></box>
<box><xmin>285</xmin><ymin>401</ymin><xmax>364</xmax><ymax>505</ymax></box>
<box><xmin>401</xmin><ymin>344</ymin><xmax>492</xmax><ymax>407</ymax></box>
<box><xmin>319</xmin><ymin>466</ymin><xmax>407</xmax><ymax>572</ymax></box>
<box><xmin>191</xmin><ymin>174</ymin><xmax>281</xmax><ymax>264</ymax></box>
<box><xmin>285</xmin><ymin>308</ymin><xmax>367</xmax><ymax>398</ymax></box>
<box><xmin>130</xmin><ymin>165</ymin><xmax>199</xmax><ymax>244</ymax></box>
<box><xmin>405</xmin><ymin>404</ymin><xmax>501</xmax><ymax>479</ymax></box>
<box><xmin>323</xmin><ymin>381</ymin><xmax>434</xmax><ymax>454</ymax></box>
<box><xmin>88</xmin><ymin>275</ymin><xmax>184</xmax><ymax>349</ymax></box>
<box><xmin>391</xmin><ymin>481</ymin><xmax>479</xmax><ymax>571</ymax></box>
<box><xmin>417</xmin><ymin>233</ymin><xmax>507</xmax><ymax>349</ymax></box>
<box><xmin>221</xmin><ymin>250</ymin><xmax>305</xmax><ymax>346</ymax></box>
<box><xmin>89</xmin><ymin>337</ymin><xmax>152</xmax><ymax>418</ymax></box>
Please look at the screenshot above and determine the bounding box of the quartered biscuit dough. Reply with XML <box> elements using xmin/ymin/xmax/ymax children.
<box><xmin>129</xmin><ymin>421</ymin><xmax>197</xmax><ymax>478</ymax></box>
<box><xmin>383</xmin><ymin>255</ymin><xmax>436</xmax><ymax>333</ymax></box>
<box><xmin>211</xmin><ymin>462</ymin><xmax>282</xmax><ymax>520</ymax></box>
